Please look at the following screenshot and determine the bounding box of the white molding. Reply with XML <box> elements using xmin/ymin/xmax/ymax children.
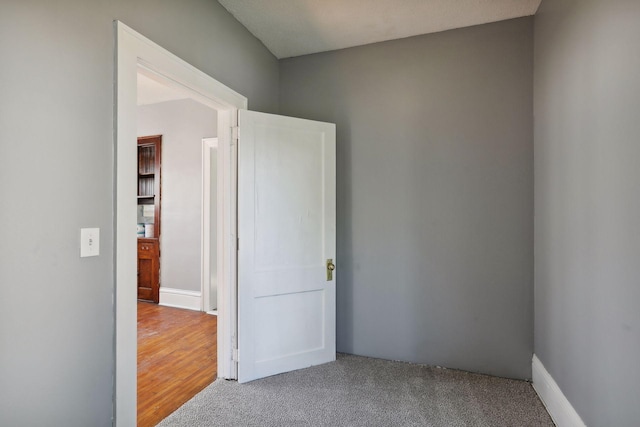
<box><xmin>201</xmin><ymin>138</ymin><xmax>220</xmax><ymax>313</ymax></box>
<box><xmin>532</xmin><ymin>355</ymin><xmax>586</xmax><ymax>427</ymax></box>
<box><xmin>159</xmin><ymin>287</ymin><xmax>202</xmax><ymax>311</ymax></box>
<box><xmin>217</xmin><ymin>108</ymin><xmax>239</xmax><ymax>381</ymax></box>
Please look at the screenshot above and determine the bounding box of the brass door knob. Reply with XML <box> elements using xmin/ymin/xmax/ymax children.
<box><xmin>326</xmin><ymin>259</ymin><xmax>335</xmax><ymax>281</ymax></box>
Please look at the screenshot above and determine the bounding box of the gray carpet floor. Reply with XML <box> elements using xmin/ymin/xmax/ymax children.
<box><xmin>157</xmin><ymin>354</ymin><xmax>554</xmax><ymax>426</ymax></box>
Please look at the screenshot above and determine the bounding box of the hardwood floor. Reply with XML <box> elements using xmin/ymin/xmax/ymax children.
<box><xmin>137</xmin><ymin>302</ymin><xmax>217</xmax><ymax>427</ymax></box>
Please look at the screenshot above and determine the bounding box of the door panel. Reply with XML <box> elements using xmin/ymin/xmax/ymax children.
<box><xmin>137</xmin><ymin>239</ymin><xmax>159</xmax><ymax>303</ymax></box>
<box><xmin>238</xmin><ymin>110</ymin><xmax>336</xmax><ymax>383</ymax></box>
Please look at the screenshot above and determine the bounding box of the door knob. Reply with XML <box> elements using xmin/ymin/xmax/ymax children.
<box><xmin>326</xmin><ymin>259</ymin><xmax>335</xmax><ymax>281</ymax></box>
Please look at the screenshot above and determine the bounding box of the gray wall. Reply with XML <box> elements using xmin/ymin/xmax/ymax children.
<box><xmin>279</xmin><ymin>18</ymin><xmax>534</xmax><ymax>379</ymax></box>
<box><xmin>138</xmin><ymin>99</ymin><xmax>217</xmax><ymax>293</ymax></box>
<box><xmin>534</xmin><ymin>0</ymin><xmax>640</xmax><ymax>425</ymax></box>
<box><xmin>0</xmin><ymin>1</ymin><xmax>278</xmax><ymax>426</ymax></box>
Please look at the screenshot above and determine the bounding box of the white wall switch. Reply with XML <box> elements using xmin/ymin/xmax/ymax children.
<box><xmin>80</xmin><ymin>228</ymin><xmax>100</xmax><ymax>257</ymax></box>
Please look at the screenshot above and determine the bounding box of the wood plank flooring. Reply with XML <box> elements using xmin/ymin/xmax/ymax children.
<box><xmin>137</xmin><ymin>302</ymin><xmax>217</xmax><ymax>427</ymax></box>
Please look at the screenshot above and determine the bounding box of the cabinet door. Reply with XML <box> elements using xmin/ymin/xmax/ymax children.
<box><xmin>137</xmin><ymin>240</ymin><xmax>160</xmax><ymax>303</ymax></box>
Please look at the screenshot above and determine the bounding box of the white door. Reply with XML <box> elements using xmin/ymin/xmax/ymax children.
<box><xmin>238</xmin><ymin>110</ymin><xmax>336</xmax><ymax>383</ymax></box>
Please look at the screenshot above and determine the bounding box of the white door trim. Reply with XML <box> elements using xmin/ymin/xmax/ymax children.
<box><xmin>202</xmin><ymin>137</ymin><xmax>220</xmax><ymax>313</ymax></box>
<box><xmin>115</xmin><ymin>21</ymin><xmax>245</xmax><ymax>426</ymax></box>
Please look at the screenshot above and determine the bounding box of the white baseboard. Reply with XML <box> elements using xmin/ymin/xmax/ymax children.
<box><xmin>159</xmin><ymin>287</ymin><xmax>202</xmax><ymax>311</ymax></box>
<box><xmin>532</xmin><ymin>354</ymin><xmax>586</xmax><ymax>427</ymax></box>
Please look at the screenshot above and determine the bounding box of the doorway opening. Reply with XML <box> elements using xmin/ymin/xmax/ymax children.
<box><xmin>136</xmin><ymin>71</ymin><xmax>219</xmax><ymax>311</ymax></box>
<box><xmin>135</xmin><ymin>71</ymin><xmax>222</xmax><ymax>425</ymax></box>
<box><xmin>116</xmin><ymin>21</ymin><xmax>246</xmax><ymax>426</ymax></box>
<box><xmin>116</xmin><ymin>21</ymin><xmax>337</xmax><ymax>426</ymax></box>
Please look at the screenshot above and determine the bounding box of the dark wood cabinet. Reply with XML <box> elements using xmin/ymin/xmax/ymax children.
<box><xmin>137</xmin><ymin>135</ymin><xmax>162</xmax><ymax>237</ymax></box>
<box><xmin>138</xmin><ymin>135</ymin><xmax>162</xmax><ymax>303</ymax></box>
<box><xmin>138</xmin><ymin>239</ymin><xmax>160</xmax><ymax>303</ymax></box>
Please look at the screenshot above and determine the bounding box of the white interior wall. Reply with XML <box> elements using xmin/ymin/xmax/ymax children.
<box><xmin>138</xmin><ymin>98</ymin><xmax>218</xmax><ymax>292</ymax></box>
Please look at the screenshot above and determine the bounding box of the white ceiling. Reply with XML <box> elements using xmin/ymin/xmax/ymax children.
<box><xmin>137</xmin><ymin>72</ymin><xmax>190</xmax><ymax>106</ymax></box>
<box><xmin>218</xmin><ymin>0</ymin><xmax>542</xmax><ymax>59</ymax></box>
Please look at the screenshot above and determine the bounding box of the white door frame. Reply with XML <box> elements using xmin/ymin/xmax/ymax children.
<box><xmin>115</xmin><ymin>21</ymin><xmax>245</xmax><ymax>426</ymax></box>
<box><xmin>202</xmin><ymin>137</ymin><xmax>222</xmax><ymax>313</ymax></box>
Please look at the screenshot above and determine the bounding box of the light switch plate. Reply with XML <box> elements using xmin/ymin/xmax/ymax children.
<box><xmin>80</xmin><ymin>228</ymin><xmax>100</xmax><ymax>257</ymax></box>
